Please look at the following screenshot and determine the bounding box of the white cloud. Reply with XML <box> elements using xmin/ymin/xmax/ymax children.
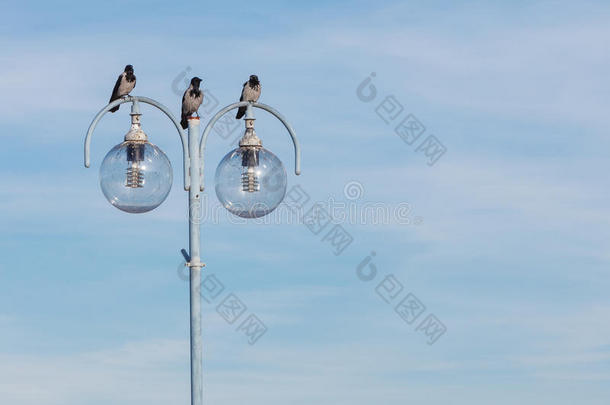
<box><xmin>0</xmin><ymin>339</ymin><xmax>189</xmax><ymax>405</ymax></box>
<box><xmin>1</xmin><ymin>333</ymin><xmax>609</xmax><ymax>405</ymax></box>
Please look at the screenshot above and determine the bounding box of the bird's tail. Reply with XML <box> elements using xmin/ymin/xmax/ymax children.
<box><xmin>180</xmin><ymin>114</ymin><xmax>188</xmax><ymax>130</ymax></box>
<box><xmin>235</xmin><ymin>106</ymin><xmax>246</xmax><ymax>119</ymax></box>
<box><xmin>109</xmin><ymin>97</ymin><xmax>120</xmax><ymax>113</ymax></box>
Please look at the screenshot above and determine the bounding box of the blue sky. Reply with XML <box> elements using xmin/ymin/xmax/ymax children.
<box><xmin>1</xmin><ymin>0</ymin><xmax>610</xmax><ymax>404</ymax></box>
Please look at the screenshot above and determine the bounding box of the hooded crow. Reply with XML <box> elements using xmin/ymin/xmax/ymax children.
<box><xmin>235</xmin><ymin>75</ymin><xmax>261</xmax><ymax>119</ymax></box>
<box><xmin>181</xmin><ymin>77</ymin><xmax>204</xmax><ymax>129</ymax></box>
<box><xmin>109</xmin><ymin>65</ymin><xmax>136</xmax><ymax>113</ymax></box>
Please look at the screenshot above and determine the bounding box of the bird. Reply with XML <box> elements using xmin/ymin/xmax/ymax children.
<box><xmin>109</xmin><ymin>65</ymin><xmax>136</xmax><ymax>112</ymax></box>
<box><xmin>235</xmin><ymin>75</ymin><xmax>261</xmax><ymax>119</ymax></box>
<box><xmin>180</xmin><ymin>77</ymin><xmax>204</xmax><ymax>129</ymax></box>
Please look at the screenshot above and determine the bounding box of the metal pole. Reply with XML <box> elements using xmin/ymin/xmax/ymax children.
<box><xmin>84</xmin><ymin>96</ymin><xmax>301</xmax><ymax>405</ymax></box>
<box><xmin>187</xmin><ymin>117</ymin><xmax>203</xmax><ymax>405</ymax></box>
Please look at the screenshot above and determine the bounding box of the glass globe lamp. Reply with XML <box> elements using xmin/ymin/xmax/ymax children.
<box><xmin>215</xmin><ymin>145</ymin><xmax>287</xmax><ymax>218</ymax></box>
<box><xmin>100</xmin><ymin>138</ymin><xmax>173</xmax><ymax>213</ymax></box>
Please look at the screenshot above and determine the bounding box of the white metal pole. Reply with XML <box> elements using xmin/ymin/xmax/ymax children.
<box><xmin>187</xmin><ymin>117</ymin><xmax>203</xmax><ymax>405</ymax></box>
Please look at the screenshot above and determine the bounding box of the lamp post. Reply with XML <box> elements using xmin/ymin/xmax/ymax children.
<box><xmin>84</xmin><ymin>93</ymin><xmax>301</xmax><ymax>405</ymax></box>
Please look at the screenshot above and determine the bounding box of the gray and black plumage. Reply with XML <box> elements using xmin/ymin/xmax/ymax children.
<box><xmin>235</xmin><ymin>75</ymin><xmax>261</xmax><ymax>119</ymax></box>
<box><xmin>180</xmin><ymin>77</ymin><xmax>204</xmax><ymax>129</ymax></box>
<box><xmin>109</xmin><ymin>65</ymin><xmax>136</xmax><ymax>112</ymax></box>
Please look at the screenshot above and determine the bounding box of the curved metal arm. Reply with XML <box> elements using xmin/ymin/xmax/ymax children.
<box><xmin>198</xmin><ymin>101</ymin><xmax>301</xmax><ymax>191</ymax></box>
<box><xmin>84</xmin><ymin>95</ymin><xmax>191</xmax><ymax>190</ymax></box>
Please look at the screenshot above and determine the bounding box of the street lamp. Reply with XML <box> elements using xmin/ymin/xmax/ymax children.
<box><xmin>99</xmin><ymin>111</ymin><xmax>173</xmax><ymax>213</ymax></box>
<box><xmin>84</xmin><ymin>92</ymin><xmax>301</xmax><ymax>405</ymax></box>
<box><xmin>215</xmin><ymin>106</ymin><xmax>288</xmax><ymax>218</ymax></box>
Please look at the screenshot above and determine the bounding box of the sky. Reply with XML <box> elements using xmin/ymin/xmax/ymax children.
<box><xmin>1</xmin><ymin>0</ymin><xmax>610</xmax><ymax>404</ymax></box>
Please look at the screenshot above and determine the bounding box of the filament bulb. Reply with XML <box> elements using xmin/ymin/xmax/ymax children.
<box><xmin>240</xmin><ymin>147</ymin><xmax>260</xmax><ymax>193</ymax></box>
<box><xmin>125</xmin><ymin>142</ymin><xmax>145</xmax><ymax>188</ymax></box>
<box><xmin>126</xmin><ymin>162</ymin><xmax>145</xmax><ymax>188</ymax></box>
<box><xmin>241</xmin><ymin>166</ymin><xmax>259</xmax><ymax>192</ymax></box>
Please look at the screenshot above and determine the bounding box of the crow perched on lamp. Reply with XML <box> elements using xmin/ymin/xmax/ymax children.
<box><xmin>181</xmin><ymin>77</ymin><xmax>204</xmax><ymax>129</ymax></box>
<box><xmin>108</xmin><ymin>65</ymin><xmax>136</xmax><ymax>113</ymax></box>
<box><xmin>235</xmin><ymin>75</ymin><xmax>261</xmax><ymax>119</ymax></box>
